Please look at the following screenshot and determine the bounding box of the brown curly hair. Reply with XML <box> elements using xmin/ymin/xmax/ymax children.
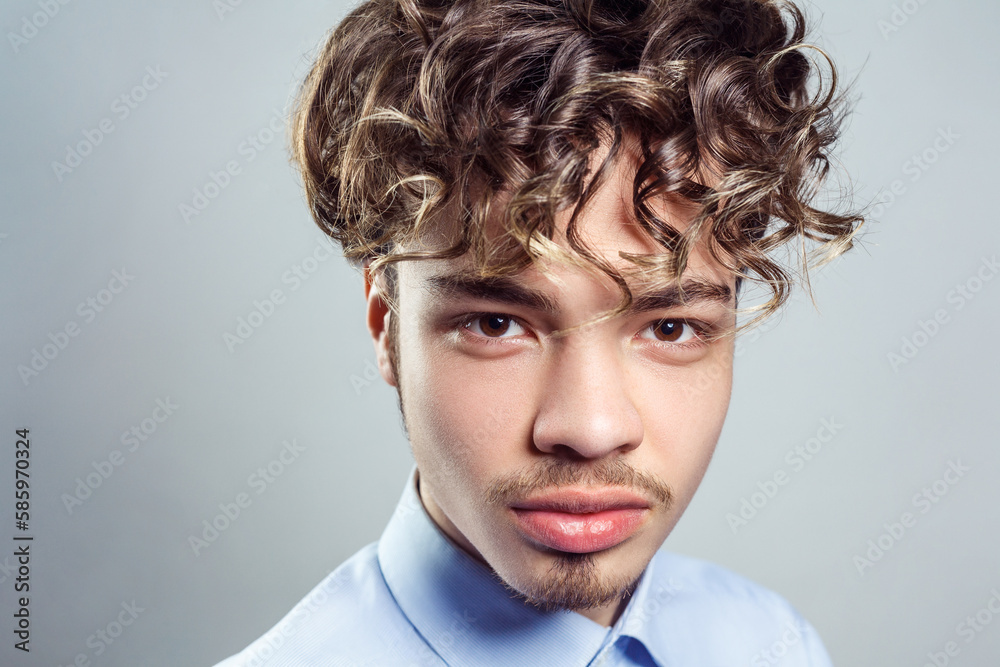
<box><xmin>291</xmin><ymin>0</ymin><xmax>862</xmax><ymax>329</ymax></box>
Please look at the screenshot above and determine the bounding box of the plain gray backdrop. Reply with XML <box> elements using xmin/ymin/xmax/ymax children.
<box><xmin>2</xmin><ymin>0</ymin><xmax>998</xmax><ymax>665</ymax></box>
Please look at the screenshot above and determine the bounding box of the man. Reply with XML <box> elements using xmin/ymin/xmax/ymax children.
<box><xmin>218</xmin><ymin>0</ymin><xmax>860</xmax><ymax>664</ymax></box>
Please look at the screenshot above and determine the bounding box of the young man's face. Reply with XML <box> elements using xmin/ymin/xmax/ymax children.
<box><xmin>366</xmin><ymin>149</ymin><xmax>737</xmax><ymax>627</ymax></box>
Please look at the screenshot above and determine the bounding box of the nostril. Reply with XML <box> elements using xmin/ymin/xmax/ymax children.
<box><xmin>545</xmin><ymin>444</ymin><xmax>592</xmax><ymax>461</ymax></box>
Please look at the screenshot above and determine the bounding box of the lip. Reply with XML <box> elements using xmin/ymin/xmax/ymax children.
<box><xmin>510</xmin><ymin>489</ymin><xmax>652</xmax><ymax>554</ymax></box>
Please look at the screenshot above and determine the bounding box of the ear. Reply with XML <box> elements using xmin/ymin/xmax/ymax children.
<box><xmin>363</xmin><ymin>264</ymin><xmax>398</xmax><ymax>387</ymax></box>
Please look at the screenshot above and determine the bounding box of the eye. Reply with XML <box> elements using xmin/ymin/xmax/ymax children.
<box><xmin>640</xmin><ymin>319</ymin><xmax>700</xmax><ymax>345</ymax></box>
<box><xmin>463</xmin><ymin>313</ymin><xmax>526</xmax><ymax>338</ymax></box>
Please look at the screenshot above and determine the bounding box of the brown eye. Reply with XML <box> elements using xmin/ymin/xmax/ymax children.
<box><xmin>469</xmin><ymin>314</ymin><xmax>516</xmax><ymax>337</ymax></box>
<box><xmin>649</xmin><ymin>320</ymin><xmax>695</xmax><ymax>343</ymax></box>
<box><xmin>654</xmin><ymin>321</ymin><xmax>682</xmax><ymax>341</ymax></box>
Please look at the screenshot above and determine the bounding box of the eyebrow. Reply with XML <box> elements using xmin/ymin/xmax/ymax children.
<box><xmin>424</xmin><ymin>273</ymin><xmax>733</xmax><ymax>314</ymax></box>
<box><xmin>631</xmin><ymin>280</ymin><xmax>733</xmax><ymax>312</ymax></box>
<box><xmin>426</xmin><ymin>274</ymin><xmax>559</xmax><ymax>312</ymax></box>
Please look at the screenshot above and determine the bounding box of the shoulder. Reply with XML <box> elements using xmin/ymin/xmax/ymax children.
<box><xmin>633</xmin><ymin>549</ymin><xmax>833</xmax><ymax>666</ymax></box>
<box><xmin>213</xmin><ymin>542</ymin><xmax>433</xmax><ymax>667</ymax></box>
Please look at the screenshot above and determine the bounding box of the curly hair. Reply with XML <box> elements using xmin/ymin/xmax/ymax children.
<box><xmin>291</xmin><ymin>0</ymin><xmax>862</xmax><ymax>329</ymax></box>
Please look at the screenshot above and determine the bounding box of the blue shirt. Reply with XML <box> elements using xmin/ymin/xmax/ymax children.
<box><xmin>216</xmin><ymin>466</ymin><xmax>833</xmax><ymax>666</ymax></box>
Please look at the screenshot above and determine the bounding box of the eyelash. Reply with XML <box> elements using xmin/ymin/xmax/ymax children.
<box><xmin>453</xmin><ymin>311</ymin><xmax>711</xmax><ymax>350</ymax></box>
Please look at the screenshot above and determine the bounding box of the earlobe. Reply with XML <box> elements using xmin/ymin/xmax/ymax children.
<box><xmin>363</xmin><ymin>267</ymin><xmax>398</xmax><ymax>387</ymax></box>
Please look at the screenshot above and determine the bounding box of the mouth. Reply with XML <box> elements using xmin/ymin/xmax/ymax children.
<box><xmin>509</xmin><ymin>489</ymin><xmax>652</xmax><ymax>554</ymax></box>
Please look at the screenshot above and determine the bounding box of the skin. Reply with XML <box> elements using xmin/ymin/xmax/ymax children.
<box><xmin>364</xmin><ymin>146</ymin><xmax>736</xmax><ymax>628</ymax></box>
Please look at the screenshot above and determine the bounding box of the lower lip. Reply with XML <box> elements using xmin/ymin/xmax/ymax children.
<box><xmin>511</xmin><ymin>508</ymin><xmax>649</xmax><ymax>553</ymax></box>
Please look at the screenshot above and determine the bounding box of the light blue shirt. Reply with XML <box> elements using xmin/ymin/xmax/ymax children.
<box><xmin>216</xmin><ymin>466</ymin><xmax>833</xmax><ymax>666</ymax></box>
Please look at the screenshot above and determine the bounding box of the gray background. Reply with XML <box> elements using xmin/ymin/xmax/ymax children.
<box><xmin>1</xmin><ymin>0</ymin><xmax>997</xmax><ymax>665</ymax></box>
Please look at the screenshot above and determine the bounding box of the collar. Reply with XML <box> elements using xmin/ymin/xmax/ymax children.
<box><xmin>614</xmin><ymin>548</ymin><xmax>684</xmax><ymax>666</ymax></box>
<box><xmin>377</xmin><ymin>465</ymin><xmax>634</xmax><ymax>666</ymax></box>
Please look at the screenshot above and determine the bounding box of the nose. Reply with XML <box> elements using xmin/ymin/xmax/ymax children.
<box><xmin>531</xmin><ymin>332</ymin><xmax>644</xmax><ymax>459</ymax></box>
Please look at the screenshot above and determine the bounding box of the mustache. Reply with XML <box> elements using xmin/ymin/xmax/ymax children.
<box><xmin>484</xmin><ymin>457</ymin><xmax>673</xmax><ymax>509</ymax></box>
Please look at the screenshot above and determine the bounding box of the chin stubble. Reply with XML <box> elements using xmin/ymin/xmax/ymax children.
<box><xmin>495</xmin><ymin>551</ymin><xmax>642</xmax><ymax>612</ymax></box>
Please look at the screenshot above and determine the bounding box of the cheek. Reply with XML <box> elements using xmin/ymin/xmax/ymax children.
<box><xmin>399</xmin><ymin>334</ymin><xmax>537</xmax><ymax>488</ymax></box>
<box><xmin>635</xmin><ymin>347</ymin><xmax>733</xmax><ymax>493</ymax></box>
